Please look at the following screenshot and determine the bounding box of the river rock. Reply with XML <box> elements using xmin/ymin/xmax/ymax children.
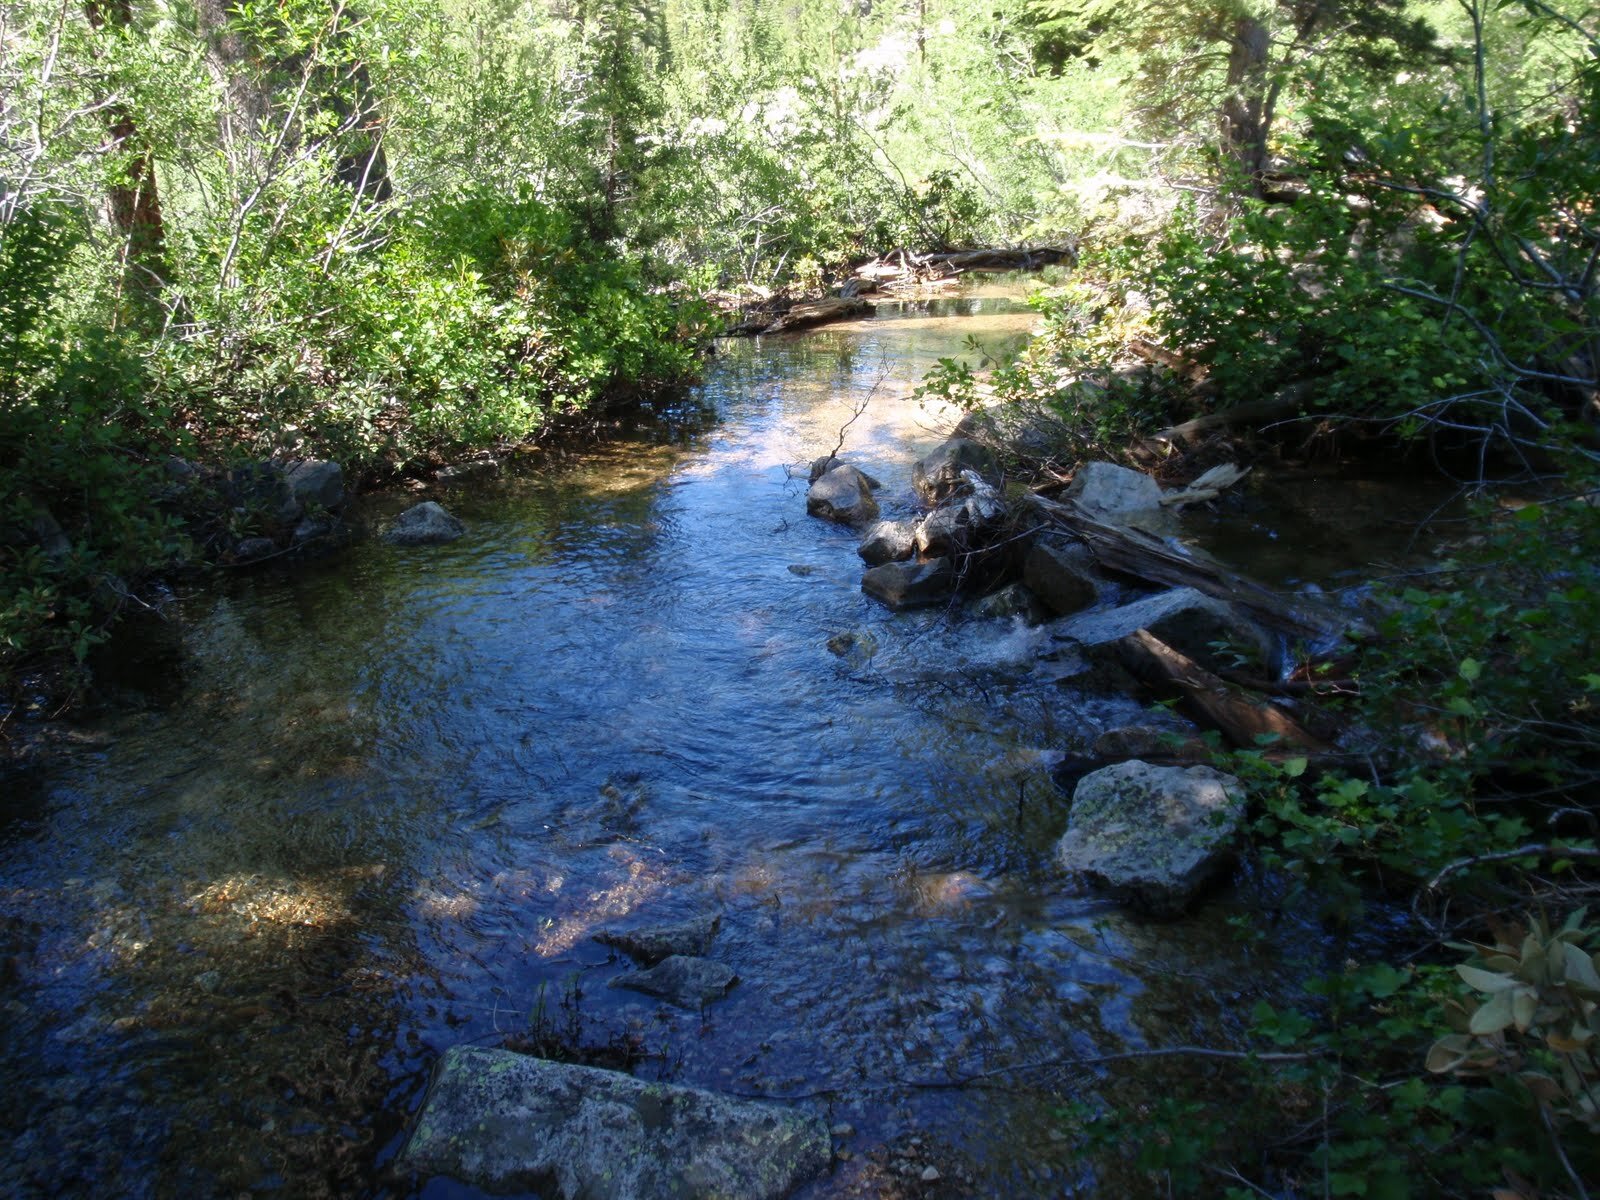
<box><xmin>1052</xmin><ymin>587</ymin><xmax>1270</xmax><ymax>674</ymax></box>
<box><xmin>861</xmin><ymin>557</ymin><xmax>956</xmax><ymax>610</ymax></box>
<box><xmin>608</xmin><ymin>955</ymin><xmax>736</xmax><ymax>1007</ymax></box>
<box><xmin>915</xmin><ymin>472</ymin><xmax>1006</xmax><ymax>557</ymax></box>
<box><xmin>595</xmin><ymin>915</ymin><xmax>720</xmax><ymax>966</ymax></box>
<box><xmin>1055</xmin><ymin>760</ymin><xmax>1245</xmax><ymax>916</ymax></box>
<box><xmin>807</xmin><ymin>465</ymin><xmax>880</xmax><ymax>526</ymax></box>
<box><xmin>972</xmin><ymin>582</ymin><xmax>1049</xmax><ymax>625</ymax></box>
<box><xmin>858</xmin><ymin>519</ymin><xmax>916</xmax><ymax>565</ymax></box>
<box><xmin>911</xmin><ymin>438</ymin><xmax>1001</xmax><ymax>504</ymax></box>
<box><xmin>436</xmin><ymin>457</ymin><xmax>501</xmax><ymax>484</ymax></box>
<box><xmin>234</xmin><ymin>536</ymin><xmax>278</xmax><ymax>563</ymax></box>
<box><xmin>383</xmin><ymin>501</ymin><xmax>465</xmax><ymax>546</ymax></box>
<box><xmin>284</xmin><ymin>459</ymin><xmax>344</xmax><ymax>511</ymax></box>
<box><xmin>401</xmin><ymin>1046</ymin><xmax>830</xmax><ymax>1198</ymax></box>
<box><xmin>1023</xmin><ymin>536</ymin><xmax>1100</xmax><ymax>616</ymax></box>
<box><xmin>1064</xmin><ymin>461</ymin><xmax>1163</xmax><ymax>521</ymax></box>
<box><xmin>809</xmin><ymin>455</ymin><xmax>881</xmax><ymax>487</ymax></box>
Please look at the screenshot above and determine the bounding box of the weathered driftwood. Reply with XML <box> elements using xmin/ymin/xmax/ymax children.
<box><xmin>1023</xmin><ymin>493</ymin><xmax>1349</xmax><ymax>644</ymax></box>
<box><xmin>1120</xmin><ymin>629</ymin><xmax>1334</xmax><ymax>753</ymax></box>
<box><xmin>852</xmin><ymin>245</ymin><xmax>1077</xmax><ymax>284</ymax></box>
<box><xmin>765</xmin><ymin>295</ymin><xmax>870</xmax><ymax>333</ymax></box>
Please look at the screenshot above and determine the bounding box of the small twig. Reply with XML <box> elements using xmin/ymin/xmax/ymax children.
<box><xmin>1426</xmin><ymin>844</ymin><xmax>1600</xmax><ymax>891</ymax></box>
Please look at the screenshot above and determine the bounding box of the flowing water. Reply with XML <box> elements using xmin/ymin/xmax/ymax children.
<box><xmin>3</xmin><ymin>286</ymin><xmax>1405</xmax><ymax>1197</ymax></box>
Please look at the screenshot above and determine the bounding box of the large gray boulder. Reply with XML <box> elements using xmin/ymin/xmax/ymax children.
<box><xmin>1023</xmin><ymin>537</ymin><xmax>1100</xmax><ymax>616</ymax></box>
<box><xmin>861</xmin><ymin>557</ymin><xmax>956</xmax><ymax>610</ymax></box>
<box><xmin>401</xmin><ymin>1046</ymin><xmax>830</xmax><ymax>1199</ymax></box>
<box><xmin>911</xmin><ymin>438</ymin><xmax>1001</xmax><ymax>504</ymax></box>
<box><xmin>1052</xmin><ymin>586</ymin><xmax>1271</xmax><ymax>674</ymax></box>
<box><xmin>857</xmin><ymin>519</ymin><xmax>917</xmax><ymax>566</ymax></box>
<box><xmin>806</xmin><ymin>465</ymin><xmax>880</xmax><ymax>526</ymax></box>
<box><xmin>284</xmin><ymin>459</ymin><xmax>344</xmax><ymax>511</ymax></box>
<box><xmin>383</xmin><ymin>501</ymin><xmax>465</xmax><ymax>546</ymax></box>
<box><xmin>1055</xmin><ymin>760</ymin><xmax>1245</xmax><ymax>916</ymax></box>
<box><xmin>1065</xmin><ymin>461</ymin><xmax>1163</xmax><ymax>521</ymax></box>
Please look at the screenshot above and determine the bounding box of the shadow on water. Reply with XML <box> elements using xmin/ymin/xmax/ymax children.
<box><xmin>3</xmin><ymin>281</ymin><xmax>1370</xmax><ymax>1197</ymax></box>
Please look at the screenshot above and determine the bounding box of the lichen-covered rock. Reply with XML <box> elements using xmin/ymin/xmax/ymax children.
<box><xmin>595</xmin><ymin>915</ymin><xmax>720</xmax><ymax>966</ymax></box>
<box><xmin>861</xmin><ymin>557</ymin><xmax>955</xmax><ymax>610</ymax></box>
<box><xmin>400</xmin><ymin>1046</ymin><xmax>830</xmax><ymax>1199</ymax></box>
<box><xmin>911</xmin><ymin>438</ymin><xmax>1001</xmax><ymax>504</ymax></box>
<box><xmin>383</xmin><ymin>501</ymin><xmax>465</xmax><ymax>546</ymax></box>
<box><xmin>1052</xmin><ymin>586</ymin><xmax>1271</xmax><ymax>674</ymax></box>
<box><xmin>1055</xmin><ymin>760</ymin><xmax>1245</xmax><ymax>916</ymax></box>
<box><xmin>1065</xmin><ymin>461</ymin><xmax>1163</xmax><ymax>521</ymax></box>
<box><xmin>608</xmin><ymin>955</ymin><xmax>736</xmax><ymax>1007</ymax></box>
<box><xmin>806</xmin><ymin>465</ymin><xmax>880</xmax><ymax>526</ymax></box>
<box><xmin>857</xmin><ymin>519</ymin><xmax>917</xmax><ymax>565</ymax></box>
<box><xmin>1023</xmin><ymin>537</ymin><xmax>1100</xmax><ymax>616</ymax></box>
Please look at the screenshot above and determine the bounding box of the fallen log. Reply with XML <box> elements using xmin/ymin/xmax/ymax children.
<box><xmin>1120</xmin><ymin>629</ymin><xmax>1334</xmax><ymax>753</ymax></box>
<box><xmin>1149</xmin><ymin>383</ymin><xmax>1315</xmax><ymax>449</ymax></box>
<box><xmin>764</xmin><ymin>295</ymin><xmax>871</xmax><ymax>334</ymax></box>
<box><xmin>1023</xmin><ymin>493</ymin><xmax>1351</xmax><ymax>645</ymax></box>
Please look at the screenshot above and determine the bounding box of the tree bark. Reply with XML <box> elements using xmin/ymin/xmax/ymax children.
<box><xmin>85</xmin><ymin>0</ymin><xmax>167</xmax><ymax>289</ymax></box>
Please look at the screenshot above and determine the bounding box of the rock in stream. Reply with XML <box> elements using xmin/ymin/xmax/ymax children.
<box><xmin>401</xmin><ymin>1045</ymin><xmax>830</xmax><ymax>1198</ymax></box>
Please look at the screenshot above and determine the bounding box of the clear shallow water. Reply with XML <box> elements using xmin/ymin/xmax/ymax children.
<box><xmin>3</xmin><ymin>288</ymin><xmax>1327</xmax><ymax>1197</ymax></box>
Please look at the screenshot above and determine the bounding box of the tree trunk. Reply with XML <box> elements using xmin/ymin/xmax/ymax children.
<box><xmin>84</xmin><ymin>0</ymin><xmax>167</xmax><ymax>291</ymax></box>
<box><xmin>1220</xmin><ymin>16</ymin><xmax>1272</xmax><ymax>192</ymax></box>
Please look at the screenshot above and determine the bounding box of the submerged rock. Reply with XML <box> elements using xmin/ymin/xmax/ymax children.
<box><xmin>806</xmin><ymin>465</ymin><xmax>880</xmax><ymax>526</ymax></box>
<box><xmin>971</xmin><ymin>582</ymin><xmax>1050</xmax><ymax>625</ymax></box>
<box><xmin>1055</xmin><ymin>760</ymin><xmax>1245</xmax><ymax>916</ymax></box>
<box><xmin>401</xmin><ymin>1046</ymin><xmax>830</xmax><ymax>1198</ymax></box>
<box><xmin>861</xmin><ymin>557</ymin><xmax>956</xmax><ymax>610</ymax></box>
<box><xmin>911</xmin><ymin>438</ymin><xmax>1001</xmax><ymax>504</ymax></box>
<box><xmin>608</xmin><ymin>954</ymin><xmax>736</xmax><ymax>1007</ymax></box>
<box><xmin>595</xmin><ymin>915</ymin><xmax>720</xmax><ymax>966</ymax></box>
<box><xmin>383</xmin><ymin>501</ymin><xmax>465</xmax><ymax>546</ymax></box>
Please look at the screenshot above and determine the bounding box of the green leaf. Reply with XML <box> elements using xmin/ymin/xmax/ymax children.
<box><xmin>1282</xmin><ymin>756</ymin><xmax>1308</xmax><ymax>778</ymax></box>
<box><xmin>1469</xmin><ymin>988</ymin><xmax>1516</xmax><ymax>1034</ymax></box>
<box><xmin>1457</xmin><ymin>657</ymin><xmax>1482</xmax><ymax>682</ymax></box>
<box><xmin>1457</xmin><ymin>964</ymin><xmax>1516</xmax><ymax>993</ymax></box>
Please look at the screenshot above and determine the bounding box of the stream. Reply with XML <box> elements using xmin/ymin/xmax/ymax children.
<box><xmin>0</xmin><ymin>283</ymin><xmax>1454</xmax><ymax>1197</ymax></box>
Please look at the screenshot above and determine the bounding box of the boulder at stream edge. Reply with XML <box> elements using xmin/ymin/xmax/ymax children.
<box><xmin>861</xmin><ymin>557</ymin><xmax>956</xmax><ymax>610</ymax></box>
<box><xmin>1051</xmin><ymin>586</ymin><xmax>1271</xmax><ymax>674</ymax></box>
<box><xmin>1055</xmin><ymin>760</ymin><xmax>1245</xmax><ymax>916</ymax></box>
<box><xmin>401</xmin><ymin>1045</ymin><xmax>830</xmax><ymax>1199</ymax></box>
<box><xmin>911</xmin><ymin>438</ymin><xmax>1001</xmax><ymax>504</ymax></box>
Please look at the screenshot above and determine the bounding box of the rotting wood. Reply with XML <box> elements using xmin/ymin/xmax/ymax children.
<box><xmin>1120</xmin><ymin>628</ymin><xmax>1334</xmax><ymax>753</ymax></box>
<box><xmin>1022</xmin><ymin>493</ymin><xmax>1350</xmax><ymax>644</ymax></box>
